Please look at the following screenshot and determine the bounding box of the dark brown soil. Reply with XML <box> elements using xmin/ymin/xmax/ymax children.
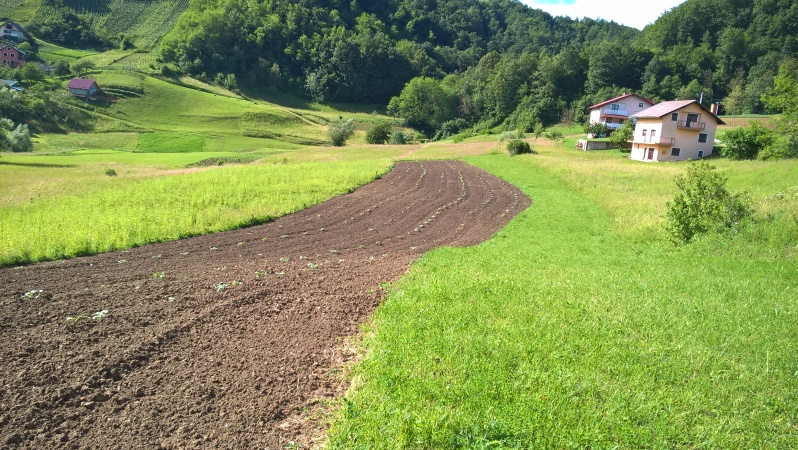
<box><xmin>0</xmin><ymin>160</ymin><xmax>530</xmax><ymax>449</ymax></box>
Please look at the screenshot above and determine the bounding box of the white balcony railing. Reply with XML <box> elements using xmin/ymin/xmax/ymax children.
<box><xmin>632</xmin><ymin>136</ymin><xmax>675</xmax><ymax>146</ymax></box>
<box><xmin>603</xmin><ymin>108</ymin><xmax>628</xmax><ymax>117</ymax></box>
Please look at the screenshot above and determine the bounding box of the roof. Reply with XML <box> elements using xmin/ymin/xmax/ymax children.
<box><xmin>0</xmin><ymin>79</ymin><xmax>18</xmax><ymax>86</ymax></box>
<box><xmin>67</xmin><ymin>78</ymin><xmax>98</xmax><ymax>90</ymax></box>
<box><xmin>588</xmin><ymin>93</ymin><xmax>655</xmax><ymax>110</ymax></box>
<box><xmin>632</xmin><ymin>100</ymin><xmax>725</xmax><ymax>125</ymax></box>
<box><xmin>1</xmin><ymin>20</ymin><xmax>32</xmax><ymax>38</ymax></box>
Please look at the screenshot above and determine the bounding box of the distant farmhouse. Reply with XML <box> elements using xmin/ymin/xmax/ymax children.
<box><xmin>629</xmin><ymin>100</ymin><xmax>724</xmax><ymax>162</ymax></box>
<box><xmin>0</xmin><ymin>44</ymin><xmax>26</xmax><ymax>68</ymax></box>
<box><xmin>1</xmin><ymin>20</ymin><xmax>31</xmax><ymax>43</ymax></box>
<box><xmin>67</xmin><ymin>78</ymin><xmax>101</xmax><ymax>98</ymax></box>
<box><xmin>586</xmin><ymin>93</ymin><xmax>654</xmax><ymax>137</ymax></box>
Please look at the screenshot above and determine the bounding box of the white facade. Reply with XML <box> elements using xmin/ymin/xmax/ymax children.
<box><xmin>630</xmin><ymin>101</ymin><xmax>722</xmax><ymax>162</ymax></box>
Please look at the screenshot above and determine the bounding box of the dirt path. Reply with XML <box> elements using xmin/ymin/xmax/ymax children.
<box><xmin>0</xmin><ymin>160</ymin><xmax>530</xmax><ymax>449</ymax></box>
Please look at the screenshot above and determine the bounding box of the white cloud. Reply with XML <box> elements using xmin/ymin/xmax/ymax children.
<box><xmin>520</xmin><ymin>0</ymin><xmax>688</xmax><ymax>30</ymax></box>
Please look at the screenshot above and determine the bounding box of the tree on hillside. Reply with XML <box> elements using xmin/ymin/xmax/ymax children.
<box><xmin>389</xmin><ymin>77</ymin><xmax>456</xmax><ymax>136</ymax></box>
<box><xmin>760</xmin><ymin>58</ymin><xmax>798</xmax><ymax>158</ymax></box>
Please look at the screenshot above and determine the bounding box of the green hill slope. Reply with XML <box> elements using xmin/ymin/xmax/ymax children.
<box><xmin>60</xmin><ymin>0</ymin><xmax>190</xmax><ymax>48</ymax></box>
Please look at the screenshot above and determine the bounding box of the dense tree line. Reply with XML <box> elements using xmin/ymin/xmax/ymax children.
<box><xmin>155</xmin><ymin>0</ymin><xmax>793</xmax><ymax>136</ymax></box>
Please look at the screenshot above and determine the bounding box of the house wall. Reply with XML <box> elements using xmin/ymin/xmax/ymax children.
<box><xmin>0</xmin><ymin>46</ymin><xmax>25</xmax><ymax>68</ymax></box>
<box><xmin>631</xmin><ymin>104</ymin><xmax>718</xmax><ymax>162</ymax></box>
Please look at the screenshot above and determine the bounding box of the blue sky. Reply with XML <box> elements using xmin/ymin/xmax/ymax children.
<box><xmin>520</xmin><ymin>0</ymin><xmax>688</xmax><ymax>30</ymax></box>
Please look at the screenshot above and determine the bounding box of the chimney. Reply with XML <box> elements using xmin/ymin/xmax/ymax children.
<box><xmin>710</xmin><ymin>103</ymin><xmax>719</xmax><ymax>115</ymax></box>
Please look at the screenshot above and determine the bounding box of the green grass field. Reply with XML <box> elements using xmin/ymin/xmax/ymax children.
<box><xmin>3</xmin><ymin>68</ymin><xmax>797</xmax><ymax>446</ymax></box>
<box><xmin>0</xmin><ymin>150</ymin><xmax>395</xmax><ymax>266</ymax></box>
<box><xmin>327</xmin><ymin>151</ymin><xmax>798</xmax><ymax>449</ymax></box>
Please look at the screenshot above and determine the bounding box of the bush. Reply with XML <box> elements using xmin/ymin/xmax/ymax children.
<box><xmin>545</xmin><ymin>130</ymin><xmax>564</xmax><ymax>146</ymax></box>
<box><xmin>664</xmin><ymin>162</ymin><xmax>753</xmax><ymax>243</ymax></box>
<box><xmin>585</xmin><ymin>122</ymin><xmax>609</xmax><ymax>137</ymax></box>
<box><xmin>499</xmin><ymin>129</ymin><xmax>526</xmax><ymax>142</ymax></box>
<box><xmin>328</xmin><ymin>118</ymin><xmax>355</xmax><ymax>146</ymax></box>
<box><xmin>7</xmin><ymin>123</ymin><xmax>33</xmax><ymax>152</ymax></box>
<box><xmin>608</xmin><ymin>122</ymin><xmax>634</xmax><ymax>150</ymax></box>
<box><xmin>721</xmin><ymin>122</ymin><xmax>775</xmax><ymax>160</ymax></box>
<box><xmin>389</xmin><ymin>130</ymin><xmax>412</xmax><ymax>145</ymax></box>
<box><xmin>365</xmin><ymin>122</ymin><xmax>392</xmax><ymax>144</ymax></box>
<box><xmin>506</xmin><ymin>139</ymin><xmax>533</xmax><ymax>156</ymax></box>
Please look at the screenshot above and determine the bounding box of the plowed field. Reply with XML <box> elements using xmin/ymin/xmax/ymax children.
<box><xmin>0</xmin><ymin>160</ymin><xmax>530</xmax><ymax>448</ymax></box>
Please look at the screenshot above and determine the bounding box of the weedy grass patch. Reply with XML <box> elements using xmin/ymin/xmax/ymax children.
<box><xmin>0</xmin><ymin>156</ymin><xmax>393</xmax><ymax>266</ymax></box>
<box><xmin>328</xmin><ymin>153</ymin><xmax>798</xmax><ymax>448</ymax></box>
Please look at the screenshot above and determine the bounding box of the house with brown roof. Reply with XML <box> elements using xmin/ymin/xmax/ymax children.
<box><xmin>629</xmin><ymin>100</ymin><xmax>725</xmax><ymax>162</ymax></box>
<box><xmin>1</xmin><ymin>20</ymin><xmax>31</xmax><ymax>43</ymax></box>
<box><xmin>586</xmin><ymin>93</ymin><xmax>654</xmax><ymax>137</ymax></box>
<box><xmin>67</xmin><ymin>78</ymin><xmax>100</xmax><ymax>98</ymax></box>
<box><xmin>1</xmin><ymin>44</ymin><xmax>26</xmax><ymax>68</ymax></box>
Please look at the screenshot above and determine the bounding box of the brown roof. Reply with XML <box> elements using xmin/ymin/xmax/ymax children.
<box><xmin>67</xmin><ymin>78</ymin><xmax>98</xmax><ymax>90</ymax></box>
<box><xmin>632</xmin><ymin>100</ymin><xmax>725</xmax><ymax>125</ymax></box>
<box><xmin>588</xmin><ymin>93</ymin><xmax>655</xmax><ymax>110</ymax></box>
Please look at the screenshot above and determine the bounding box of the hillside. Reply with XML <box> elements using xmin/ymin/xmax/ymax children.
<box><xmin>20</xmin><ymin>0</ymin><xmax>190</xmax><ymax>49</ymax></box>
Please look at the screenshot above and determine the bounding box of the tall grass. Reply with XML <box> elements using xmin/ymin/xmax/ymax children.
<box><xmin>327</xmin><ymin>153</ymin><xmax>798</xmax><ymax>448</ymax></box>
<box><xmin>0</xmin><ymin>158</ymin><xmax>392</xmax><ymax>266</ymax></box>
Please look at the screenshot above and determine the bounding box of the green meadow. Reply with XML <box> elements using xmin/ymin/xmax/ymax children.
<box><xmin>2</xmin><ymin>61</ymin><xmax>797</xmax><ymax>446</ymax></box>
<box><xmin>328</xmin><ymin>149</ymin><xmax>798</xmax><ymax>449</ymax></box>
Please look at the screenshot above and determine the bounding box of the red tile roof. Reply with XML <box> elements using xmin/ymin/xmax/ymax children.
<box><xmin>67</xmin><ymin>78</ymin><xmax>97</xmax><ymax>90</ymax></box>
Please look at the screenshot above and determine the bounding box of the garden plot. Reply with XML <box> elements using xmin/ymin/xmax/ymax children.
<box><xmin>0</xmin><ymin>160</ymin><xmax>529</xmax><ymax>449</ymax></box>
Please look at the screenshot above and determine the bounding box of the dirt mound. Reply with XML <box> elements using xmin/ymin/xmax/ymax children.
<box><xmin>0</xmin><ymin>160</ymin><xmax>530</xmax><ymax>448</ymax></box>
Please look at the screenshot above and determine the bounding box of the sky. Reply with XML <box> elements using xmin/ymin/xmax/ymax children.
<box><xmin>520</xmin><ymin>0</ymin><xmax>689</xmax><ymax>30</ymax></box>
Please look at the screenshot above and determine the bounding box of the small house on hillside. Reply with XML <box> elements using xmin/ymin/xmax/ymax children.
<box><xmin>1</xmin><ymin>44</ymin><xmax>26</xmax><ymax>68</ymax></box>
<box><xmin>629</xmin><ymin>100</ymin><xmax>724</xmax><ymax>162</ymax></box>
<box><xmin>587</xmin><ymin>93</ymin><xmax>654</xmax><ymax>137</ymax></box>
<box><xmin>67</xmin><ymin>78</ymin><xmax>100</xmax><ymax>98</ymax></box>
<box><xmin>1</xmin><ymin>20</ymin><xmax>31</xmax><ymax>43</ymax></box>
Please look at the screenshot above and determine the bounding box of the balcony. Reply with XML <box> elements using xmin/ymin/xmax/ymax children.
<box><xmin>602</xmin><ymin>108</ymin><xmax>628</xmax><ymax>117</ymax></box>
<box><xmin>677</xmin><ymin>120</ymin><xmax>705</xmax><ymax>131</ymax></box>
<box><xmin>630</xmin><ymin>136</ymin><xmax>675</xmax><ymax>146</ymax></box>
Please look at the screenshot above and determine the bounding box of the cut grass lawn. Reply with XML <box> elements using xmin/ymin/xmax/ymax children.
<box><xmin>327</xmin><ymin>153</ymin><xmax>798</xmax><ymax>448</ymax></box>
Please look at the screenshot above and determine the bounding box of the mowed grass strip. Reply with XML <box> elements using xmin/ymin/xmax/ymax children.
<box><xmin>327</xmin><ymin>154</ymin><xmax>798</xmax><ymax>448</ymax></box>
<box><xmin>0</xmin><ymin>158</ymin><xmax>392</xmax><ymax>266</ymax></box>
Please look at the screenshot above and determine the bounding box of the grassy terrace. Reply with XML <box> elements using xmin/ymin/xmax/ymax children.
<box><xmin>328</xmin><ymin>149</ymin><xmax>798</xmax><ymax>448</ymax></box>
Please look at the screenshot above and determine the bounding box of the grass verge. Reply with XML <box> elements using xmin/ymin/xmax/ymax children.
<box><xmin>327</xmin><ymin>153</ymin><xmax>798</xmax><ymax>448</ymax></box>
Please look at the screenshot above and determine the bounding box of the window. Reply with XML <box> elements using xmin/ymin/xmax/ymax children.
<box><xmin>606</xmin><ymin>118</ymin><xmax>614</xmax><ymax>124</ymax></box>
<box><xmin>671</xmin><ymin>113</ymin><xmax>678</xmax><ymax>121</ymax></box>
<box><xmin>698</xmin><ymin>133</ymin><xmax>708</xmax><ymax>143</ymax></box>
<box><xmin>639</xmin><ymin>102</ymin><xmax>644</xmax><ymax>107</ymax></box>
<box><xmin>611</xmin><ymin>103</ymin><xmax>620</xmax><ymax>111</ymax></box>
<box><xmin>2</xmin><ymin>52</ymin><xmax>6</xmax><ymax>57</ymax></box>
<box><xmin>698</xmin><ymin>150</ymin><xmax>705</xmax><ymax>158</ymax></box>
<box><xmin>650</xmin><ymin>130</ymin><xmax>657</xmax><ymax>139</ymax></box>
<box><xmin>671</xmin><ymin>148</ymin><xmax>681</xmax><ymax>157</ymax></box>
<box><xmin>9</xmin><ymin>53</ymin><xmax>14</xmax><ymax>58</ymax></box>
<box><xmin>619</xmin><ymin>119</ymin><xmax>625</xmax><ymax>124</ymax></box>
<box><xmin>641</xmin><ymin>129</ymin><xmax>647</xmax><ymax>138</ymax></box>
<box><xmin>686</xmin><ymin>113</ymin><xmax>699</xmax><ymax>127</ymax></box>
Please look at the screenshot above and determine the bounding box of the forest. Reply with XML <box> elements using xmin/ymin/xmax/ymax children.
<box><xmin>152</xmin><ymin>0</ymin><xmax>798</xmax><ymax>136</ymax></box>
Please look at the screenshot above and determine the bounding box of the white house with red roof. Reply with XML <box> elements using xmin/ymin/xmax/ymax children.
<box><xmin>67</xmin><ymin>78</ymin><xmax>100</xmax><ymax>98</ymax></box>
<box><xmin>629</xmin><ymin>100</ymin><xmax>725</xmax><ymax>162</ymax></box>
<box><xmin>587</xmin><ymin>93</ymin><xmax>654</xmax><ymax>137</ymax></box>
